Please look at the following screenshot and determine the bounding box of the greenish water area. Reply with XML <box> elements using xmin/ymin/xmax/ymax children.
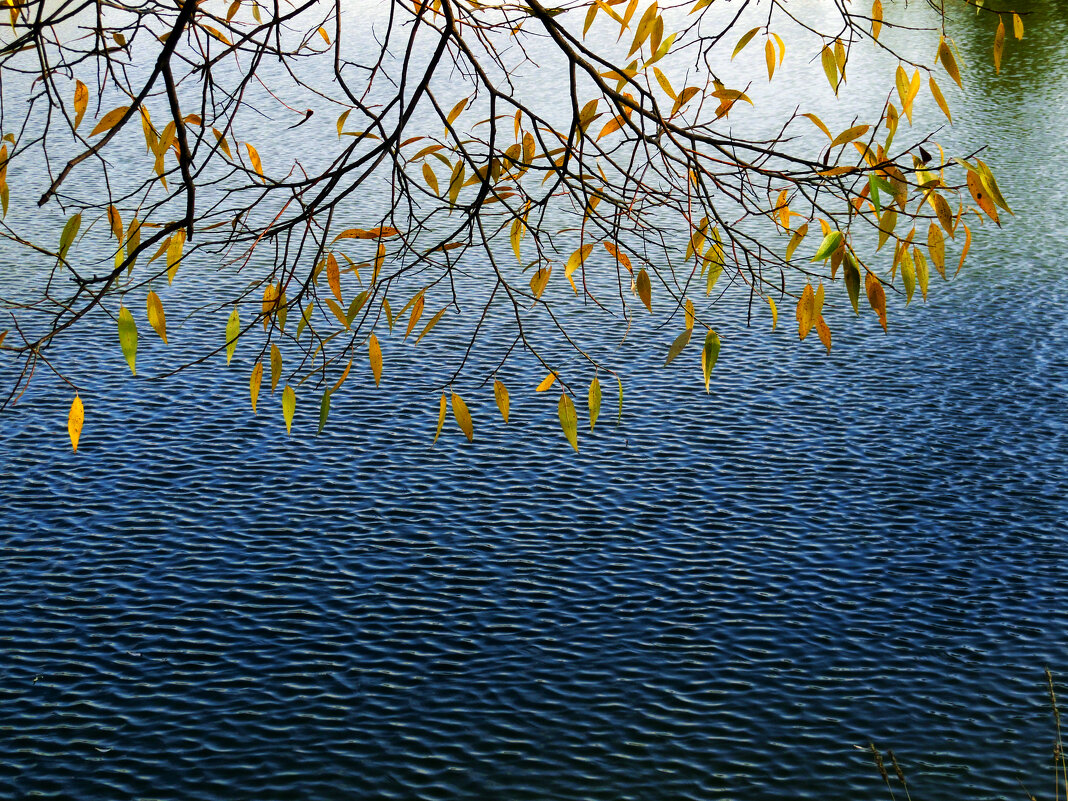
<box><xmin>1</xmin><ymin>3</ymin><xmax>1067</xmax><ymax>800</ymax></box>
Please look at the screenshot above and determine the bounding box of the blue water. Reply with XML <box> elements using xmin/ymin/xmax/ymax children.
<box><xmin>3</xmin><ymin>2</ymin><xmax>1068</xmax><ymax>799</ymax></box>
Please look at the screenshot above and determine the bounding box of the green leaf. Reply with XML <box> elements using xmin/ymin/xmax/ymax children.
<box><xmin>588</xmin><ymin>376</ymin><xmax>601</xmax><ymax>431</ymax></box>
<box><xmin>317</xmin><ymin>391</ymin><xmax>331</xmax><ymax>435</ymax></box>
<box><xmin>868</xmin><ymin>174</ymin><xmax>882</xmax><ymax>218</ymax></box>
<box><xmin>731</xmin><ymin>26</ymin><xmax>760</xmax><ymax>60</ymax></box>
<box><xmin>282</xmin><ymin>384</ymin><xmax>296</xmax><ymax>434</ymax></box>
<box><xmin>558</xmin><ymin>393</ymin><xmax>578</xmax><ymax>451</ymax></box>
<box><xmin>701</xmin><ymin>330</ymin><xmax>720</xmax><ymax>392</ymax></box>
<box><xmin>225</xmin><ymin>307</ymin><xmax>240</xmax><ymax>365</ymax></box>
<box><xmin>810</xmin><ymin>230</ymin><xmax>843</xmax><ymax>261</ymax></box>
<box><xmin>117</xmin><ymin>305</ymin><xmax>137</xmax><ymax>375</ymax></box>
<box><xmin>664</xmin><ymin>328</ymin><xmax>692</xmax><ymax>366</ymax></box>
<box><xmin>617</xmin><ymin>376</ymin><xmax>624</xmax><ymax>423</ymax></box>
<box><xmin>58</xmin><ymin>213</ymin><xmax>81</xmax><ymax>263</ymax></box>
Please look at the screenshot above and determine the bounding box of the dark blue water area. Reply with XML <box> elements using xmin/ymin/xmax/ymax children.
<box><xmin>2</xmin><ymin>230</ymin><xmax>1067</xmax><ymax>800</ymax></box>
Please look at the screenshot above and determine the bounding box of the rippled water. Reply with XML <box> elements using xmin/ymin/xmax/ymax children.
<box><xmin>3</xmin><ymin>2</ymin><xmax>1068</xmax><ymax>800</ymax></box>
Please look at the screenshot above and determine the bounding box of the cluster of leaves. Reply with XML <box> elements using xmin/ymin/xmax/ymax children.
<box><xmin>0</xmin><ymin>0</ymin><xmax>1020</xmax><ymax>451</ymax></box>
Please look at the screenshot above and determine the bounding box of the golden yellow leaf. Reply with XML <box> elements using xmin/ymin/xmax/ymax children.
<box><xmin>451</xmin><ymin>393</ymin><xmax>473</xmax><ymax>441</ymax></box>
<box><xmin>768</xmin><ymin>296</ymin><xmax>777</xmax><ymax>330</ymax></box>
<box><xmin>588</xmin><ymin>376</ymin><xmax>601</xmax><ymax>430</ymax></box>
<box><xmin>829</xmin><ymin>124</ymin><xmax>870</xmax><ymax>150</ymax></box>
<box><xmin>68</xmin><ymin>394</ymin><xmax>84</xmax><ymax>452</ymax></box>
<box><xmin>530</xmin><ymin>266</ymin><xmax>551</xmax><ymax>299</ymax></box>
<box><xmin>938</xmin><ymin>39</ymin><xmax>963</xmax><ymax>89</ymax></box>
<box><xmin>866</xmin><ymin>272</ymin><xmax>888</xmax><ymax>332</ymax></box>
<box><xmin>89</xmin><ymin>105</ymin><xmax>129</xmax><ymax>137</ymax></box>
<box><xmin>871</xmin><ymin>0</ymin><xmax>882</xmax><ymax>40</ymax></box>
<box><xmin>368</xmin><ymin>333</ymin><xmax>382</xmax><ymax>386</ymax></box>
<box><xmin>928</xmin><ymin>223</ymin><xmax>946</xmax><ymax>278</ymax></box>
<box><xmin>536</xmin><ymin>372</ymin><xmax>557</xmax><ymax>392</ymax></box>
<box><xmin>731</xmin><ymin>26</ymin><xmax>760</xmax><ymax>60</ymax></box>
<box><xmin>929</xmin><ymin>76</ymin><xmax>952</xmax><ymax>123</ymax></box>
<box><xmin>494</xmin><ymin>379</ymin><xmax>510</xmax><ymax>423</ymax></box>
<box><xmin>245</xmin><ymin>142</ymin><xmax>264</xmax><ymax>181</ymax></box>
<box><xmin>433</xmin><ymin>393</ymin><xmax>447</xmax><ymax>443</ymax></box>
<box><xmin>821</xmin><ymin>46</ymin><xmax>838</xmax><ymax>93</ymax></box>
<box><xmin>146</xmin><ymin>291</ymin><xmax>167</xmax><ymax>343</ymax></box>
<box><xmin>993</xmin><ymin>17</ymin><xmax>1005</xmax><ymax>73</ymax></box>
<box><xmin>422</xmin><ymin>162</ymin><xmax>439</xmax><ymax>195</ymax></box>
<box><xmin>796</xmin><ymin>284</ymin><xmax>816</xmax><ymax>340</ymax></box>
<box><xmin>73</xmin><ymin>80</ymin><xmax>89</xmax><ymax>131</ymax></box>
<box><xmin>281</xmin><ymin>385</ymin><xmax>295</xmax><ymax>434</ymax></box>
<box><xmin>765</xmin><ymin>38</ymin><xmax>776</xmax><ymax>81</ymax></box>
<box><xmin>1012</xmin><ymin>12</ymin><xmax>1024</xmax><ymax>39</ymax></box>
<box><xmin>967</xmin><ymin>169</ymin><xmax>999</xmax><ymax>223</ymax></box>
<box><xmin>558</xmin><ymin>393</ymin><xmax>578</xmax><ymax>452</ymax></box>
<box><xmin>604</xmin><ymin>242</ymin><xmax>633</xmax><ymax>272</ymax></box>
<box><xmin>816</xmin><ymin>315</ymin><xmax>832</xmax><ymax>353</ymax></box>
<box><xmin>405</xmin><ymin>294</ymin><xmax>425</xmax><ymax>339</ymax></box>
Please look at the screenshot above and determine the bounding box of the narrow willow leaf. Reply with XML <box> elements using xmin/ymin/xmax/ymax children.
<box><xmin>830</xmin><ymin>125</ymin><xmax>869</xmax><ymax>150</ymax></box>
<box><xmin>530</xmin><ymin>266</ymin><xmax>551</xmax><ymax>299</ymax></box>
<box><xmin>451</xmin><ymin>393</ymin><xmax>473</xmax><ymax>442</ymax></box>
<box><xmin>317</xmin><ymin>391</ymin><xmax>330</xmax><ymax>435</ymax></box>
<box><xmin>844</xmin><ymin>256</ymin><xmax>861</xmax><ymax>314</ymax></box>
<box><xmin>405</xmin><ymin>295</ymin><xmax>425</xmax><ymax>339</ymax></box>
<box><xmin>796</xmin><ymin>284</ymin><xmax>816</xmax><ymax>341</ymax></box>
<box><xmin>58</xmin><ymin>213</ymin><xmax>81</xmax><ymax>263</ymax></box>
<box><xmin>914</xmin><ymin>248</ymin><xmax>930</xmax><ymax>301</ymax></box>
<box><xmin>588</xmin><ymin>377</ymin><xmax>601</xmax><ymax>431</ymax></box>
<box><xmin>73</xmin><ymin>80</ymin><xmax>89</xmax><ymax>131</ymax></box>
<box><xmin>145</xmin><ymin>291</ymin><xmax>167</xmax><ymax>343</ymax></box>
<box><xmin>816</xmin><ymin>316</ymin><xmax>832</xmax><ymax>353</ymax></box>
<box><xmin>368</xmin><ymin>333</ymin><xmax>382</xmax><ymax>386</ymax></box>
<box><xmin>814</xmin><ymin>282</ymin><xmax>825</xmax><ymax>318</ymax></box>
<box><xmin>701</xmin><ymin>330</ymin><xmax>721</xmax><ymax>393</ymax></box>
<box><xmin>1012</xmin><ymin>12</ymin><xmax>1024</xmax><ymax>39</ymax></box>
<box><xmin>270</xmin><ymin>343</ymin><xmax>282</xmax><ymax>391</ymax></box>
<box><xmin>117</xmin><ymin>305</ymin><xmax>137</xmax><ymax>375</ymax></box>
<box><xmin>810</xmin><ymin>230</ymin><xmax>843</xmax><ymax>261</ymax></box>
<box><xmin>326</xmin><ymin>253</ymin><xmax>342</xmax><ymax>302</ymax></box>
<box><xmin>125</xmin><ymin>217</ymin><xmax>141</xmax><ymax>275</ymax></box>
<box><xmin>494</xmin><ymin>379</ymin><xmax>510</xmax><ymax>423</ymax></box>
<box><xmin>938</xmin><ymin>39</ymin><xmax>963</xmax><ymax>89</ymax></box>
<box><xmin>664</xmin><ymin>328</ymin><xmax>691</xmax><ymax>366</ymax></box>
<box><xmin>976</xmin><ymin>159</ymin><xmax>1012</xmax><ymax>213</ymax></box>
<box><xmin>821</xmin><ymin>46</ymin><xmax>838</xmax><ymax>93</ymax></box>
<box><xmin>225</xmin><ymin>307</ymin><xmax>239</xmax><ymax>365</ymax></box>
<box><xmin>900</xmin><ymin>247</ymin><xmax>916</xmax><ymax>304</ymax></box>
<box><xmin>446</xmin><ymin>97</ymin><xmax>468</xmax><ymax>127</ymax></box>
<box><xmin>635</xmin><ymin>268</ymin><xmax>652</xmax><ymax>312</ymax></box>
<box><xmin>166</xmin><ymin>230</ymin><xmax>185</xmax><ymax>284</ymax></box>
<box><xmin>281</xmin><ymin>385</ymin><xmax>295</xmax><ymax>434</ymax></box>
<box><xmin>967</xmin><ymin>170</ymin><xmax>999</xmax><ymax>223</ymax></box>
<box><xmin>931</xmin><ymin>192</ymin><xmax>955</xmax><ymax>235</ymax></box>
<box><xmin>414</xmin><ymin>306</ymin><xmax>447</xmax><ymax>344</ymax></box>
<box><xmin>765</xmin><ymin>39</ymin><xmax>776</xmax><ymax>81</ymax></box>
<box><xmin>786</xmin><ymin>224</ymin><xmax>808</xmax><ymax>261</ymax></box>
<box><xmin>653</xmin><ymin>66</ymin><xmax>676</xmax><ymax>99</ymax></box>
<box><xmin>246</xmin><ymin>142</ymin><xmax>265</xmax><ymax>181</ymax></box>
<box><xmin>250</xmin><ymin>361</ymin><xmax>263</xmax><ymax>413</ymax></box>
<box><xmin>928</xmin><ymin>223</ymin><xmax>946</xmax><ymax>277</ymax></box>
<box><xmin>510</xmin><ymin>219</ymin><xmax>523</xmax><ymax>262</ymax></box>
<box><xmin>866</xmin><ymin>272</ymin><xmax>888</xmax><ymax>331</ymax></box>
<box><xmin>536</xmin><ymin>372</ymin><xmax>557</xmax><ymax>392</ymax></box>
<box><xmin>558</xmin><ymin>393</ymin><xmax>579</xmax><ymax>452</ymax></box>
<box><xmin>331</xmin><ymin>226</ymin><xmax>400</xmax><ymax>242</ymax></box>
<box><xmin>89</xmin><ymin>105</ymin><xmax>129</xmax><ymax>137</ymax></box>
<box><xmin>422</xmin><ymin>163</ymin><xmax>439</xmax><ymax>195</ymax></box>
<box><xmin>68</xmin><ymin>394</ymin><xmax>84</xmax><ymax>452</ymax></box>
<box><xmin>433</xmin><ymin>393</ymin><xmax>447</xmax><ymax>443</ymax></box>
<box><xmin>877</xmin><ymin>209</ymin><xmax>897</xmax><ymax>251</ymax></box>
<box><xmin>929</xmin><ymin>76</ymin><xmax>952</xmax><ymax>123</ymax></box>
<box><xmin>565</xmin><ymin>243</ymin><xmax>594</xmax><ymax>280</ymax></box>
<box><xmin>731</xmin><ymin>27</ymin><xmax>760</xmax><ymax>60</ymax></box>
<box><xmin>871</xmin><ymin>0</ymin><xmax>882</xmax><ymax>40</ymax></box>
<box><xmin>801</xmin><ymin>113</ymin><xmax>831</xmax><ymax>139</ymax></box>
<box><xmin>604</xmin><ymin>242</ymin><xmax>633</xmax><ymax>272</ymax></box>
<box><xmin>768</xmin><ymin>296</ymin><xmax>778</xmax><ymax>329</ymax></box>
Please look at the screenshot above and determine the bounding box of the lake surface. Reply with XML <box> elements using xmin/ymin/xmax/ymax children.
<box><xmin>2</xmin><ymin>3</ymin><xmax>1067</xmax><ymax>799</ymax></box>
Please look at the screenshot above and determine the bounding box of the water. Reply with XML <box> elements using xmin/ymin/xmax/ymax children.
<box><xmin>2</xmin><ymin>3</ymin><xmax>1067</xmax><ymax>799</ymax></box>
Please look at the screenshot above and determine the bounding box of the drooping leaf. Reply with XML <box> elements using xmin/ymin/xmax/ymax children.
<box><xmin>451</xmin><ymin>393</ymin><xmax>473</xmax><ymax>442</ymax></box>
<box><xmin>821</xmin><ymin>46</ymin><xmax>838</xmax><ymax>93</ymax></box>
<box><xmin>929</xmin><ymin>76</ymin><xmax>952</xmax><ymax>122</ymax></box>
<box><xmin>871</xmin><ymin>0</ymin><xmax>883</xmax><ymax>40</ymax></box>
<box><xmin>993</xmin><ymin>18</ymin><xmax>1005</xmax><ymax>73</ymax></box>
<box><xmin>914</xmin><ymin>248</ymin><xmax>930</xmax><ymax>301</ymax></box>
<box><xmin>250</xmin><ymin>361</ymin><xmax>263</xmax><ymax>413</ymax></box>
<box><xmin>816</xmin><ymin>316</ymin><xmax>832</xmax><ymax>353</ymax></box>
<box><xmin>494</xmin><ymin>379</ymin><xmax>510</xmax><ymax>423</ymax></box>
<box><xmin>146</xmin><ymin>291</ymin><xmax>167</xmax><ymax>343</ymax></box>
<box><xmin>405</xmin><ymin>295</ymin><xmax>425</xmax><ymax>339</ymax></box>
<box><xmin>117</xmin><ymin>305</ymin><xmax>137</xmax><ymax>375</ymax></box>
<box><xmin>900</xmin><ymin>247</ymin><xmax>916</xmax><ymax>304</ymax></box>
<box><xmin>967</xmin><ymin>169</ymin><xmax>999</xmax><ymax>223</ymax></box>
<box><xmin>73</xmin><ymin>80</ymin><xmax>89</xmax><ymax>131</ymax></box>
<box><xmin>166</xmin><ymin>230</ymin><xmax>185</xmax><ymax>283</ymax></box>
<box><xmin>604</xmin><ymin>242</ymin><xmax>633</xmax><ymax>272</ymax></box>
<box><xmin>731</xmin><ymin>27</ymin><xmax>760</xmax><ymax>60</ymax></box>
<box><xmin>368</xmin><ymin>333</ymin><xmax>382</xmax><ymax>386</ymax></box>
<box><xmin>331</xmin><ymin>226</ymin><xmax>400</xmax><ymax>242</ymax></box>
<box><xmin>635</xmin><ymin>268</ymin><xmax>652</xmax><ymax>312</ymax></box>
<box><xmin>225</xmin><ymin>307</ymin><xmax>239</xmax><ymax>364</ymax></box>
<box><xmin>866</xmin><ymin>272</ymin><xmax>888</xmax><ymax>332</ymax></box>
<box><xmin>317</xmin><ymin>391</ymin><xmax>330</xmax><ymax>435</ymax></box>
<box><xmin>664</xmin><ymin>328</ymin><xmax>691</xmax><ymax>366</ymax></box>
<box><xmin>433</xmin><ymin>393</ymin><xmax>447</xmax><ymax>443</ymax></box>
<box><xmin>58</xmin><ymin>213</ymin><xmax>81</xmax><ymax>263</ymax></box>
<box><xmin>414</xmin><ymin>306</ymin><xmax>447</xmax><ymax>344</ymax></box>
<box><xmin>844</xmin><ymin>255</ymin><xmax>861</xmax><ymax>315</ymax></box>
<box><xmin>281</xmin><ymin>385</ymin><xmax>295</xmax><ymax>434</ymax></box>
<box><xmin>326</xmin><ymin>253</ymin><xmax>342</xmax><ymax>302</ymax></box>
<box><xmin>558</xmin><ymin>393</ymin><xmax>579</xmax><ymax>452</ymax></box>
<box><xmin>768</xmin><ymin>296</ymin><xmax>778</xmax><ymax>329</ymax></box>
<box><xmin>68</xmin><ymin>394</ymin><xmax>84</xmax><ymax>452</ymax></box>
<box><xmin>938</xmin><ymin>39</ymin><xmax>963</xmax><ymax>89</ymax></box>
<box><xmin>928</xmin><ymin>223</ymin><xmax>946</xmax><ymax>278</ymax></box>
<box><xmin>796</xmin><ymin>284</ymin><xmax>816</xmax><ymax>340</ymax></box>
<box><xmin>270</xmin><ymin>343</ymin><xmax>282</xmax><ymax>391</ymax></box>
<box><xmin>588</xmin><ymin>376</ymin><xmax>601</xmax><ymax>431</ymax></box>
<box><xmin>245</xmin><ymin>142</ymin><xmax>265</xmax><ymax>181</ymax></box>
<box><xmin>701</xmin><ymin>330</ymin><xmax>720</xmax><ymax>393</ymax></box>
<box><xmin>530</xmin><ymin>266</ymin><xmax>551</xmax><ymax>299</ymax></box>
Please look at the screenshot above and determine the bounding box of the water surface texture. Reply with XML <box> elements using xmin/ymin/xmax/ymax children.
<box><xmin>2</xmin><ymin>3</ymin><xmax>1068</xmax><ymax>800</ymax></box>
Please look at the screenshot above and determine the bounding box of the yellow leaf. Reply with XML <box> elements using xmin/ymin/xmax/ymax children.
<box><xmin>588</xmin><ymin>376</ymin><xmax>601</xmax><ymax>430</ymax></box>
<box><xmin>701</xmin><ymin>330</ymin><xmax>720</xmax><ymax>392</ymax></box>
<box><xmin>635</xmin><ymin>268</ymin><xmax>652</xmax><ymax>312</ymax></box>
<box><xmin>558</xmin><ymin>393</ymin><xmax>578</xmax><ymax>452</ymax></box>
<box><xmin>967</xmin><ymin>169</ymin><xmax>999</xmax><ymax>223</ymax></box>
<box><xmin>68</xmin><ymin>394</ymin><xmax>84</xmax><ymax>452</ymax></box>
<box><xmin>536</xmin><ymin>372</ymin><xmax>557</xmax><ymax>392</ymax></box>
<box><xmin>422</xmin><ymin>162</ymin><xmax>439</xmax><ymax>195</ymax></box>
<box><xmin>930</xmin><ymin>191</ymin><xmax>955</xmax><ymax>236</ymax></box>
<box><xmin>821</xmin><ymin>46</ymin><xmax>838</xmax><ymax>93</ymax></box>
<box><xmin>938</xmin><ymin>38</ymin><xmax>963</xmax><ymax>89</ymax></box>
<box><xmin>928</xmin><ymin>223</ymin><xmax>946</xmax><ymax>278</ymax></box>
<box><xmin>664</xmin><ymin>328</ymin><xmax>691</xmax><ymax>366</ymax></box>
<box><xmin>166</xmin><ymin>229</ymin><xmax>185</xmax><ymax>284</ymax></box>
<box><xmin>604</xmin><ymin>242</ymin><xmax>633</xmax><ymax>272</ymax></box>
<box><xmin>731</xmin><ymin>26</ymin><xmax>760</xmax><ymax>60</ymax></box>
<box><xmin>414</xmin><ymin>306</ymin><xmax>447</xmax><ymax>344</ymax></box>
<box><xmin>772</xmin><ymin>32</ymin><xmax>786</xmax><ymax>65</ymax></box>
<box><xmin>405</xmin><ymin>294</ymin><xmax>425</xmax><ymax>339</ymax></box>
<box><xmin>270</xmin><ymin>343</ymin><xmax>282</xmax><ymax>391</ymax></box>
<box><xmin>685</xmin><ymin>298</ymin><xmax>695</xmax><ymax>329</ymax></box>
<box><xmin>627</xmin><ymin>2</ymin><xmax>658</xmax><ymax>57</ymax></box>
<box><xmin>510</xmin><ymin>218</ymin><xmax>524</xmax><ymax>262</ymax></box>
<box><xmin>318</xmin><ymin>25</ymin><xmax>330</xmax><ymax>44</ymax></box>
<box><xmin>331</xmin><ymin>359</ymin><xmax>353</xmax><ymax>393</ymax></box>
<box><xmin>765</xmin><ymin>38</ymin><xmax>775</xmax><ymax>81</ymax></box>
<box><xmin>446</xmin><ymin>97</ymin><xmax>468</xmax><ymax>127</ymax></box>
<box><xmin>225</xmin><ymin>307</ymin><xmax>240</xmax><ymax>364</ymax></box>
<box><xmin>1012</xmin><ymin>12</ymin><xmax>1024</xmax><ymax>39</ymax></box>
<box><xmin>146</xmin><ymin>291</ymin><xmax>167</xmax><ymax>343</ymax></box>
<box><xmin>89</xmin><ymin>105</ymin><xmax>129</xmax><ymax>137</ymax></box>
<box><xmin>281</xmin><ymin>385</ymin><xmax>295</xmax><ymax>434</ymax></box>
<box><xmin>597</xmin><ymin>114</ymin><xmax>625</xmax><ymax>140</ymax></box>
<box><xmin>530</xmin><ymin>266</ymin><xmax>551</xmax><ymax>299</ymax></box>
<box><xmin>653</xmin><ymin>67</ymin><xmax>676</xmax><ymax>100</ymax></box>
<box><xmin>332</xmin><ymin>226</ymin><xmax>400</xmax><ymax>242</ymax></box>
<box><xmin>671</xmin><ymin>86</ymin><xmax>700</xmax><ymax>116</ymax></box>
<box><xmin>245</xmin><ymin>142</ymin><xmax>264</xmax><ymax>181</ymax></box>
<box><xmin>433</xmin><ymin>393</ymin><xmax>447</xmax><ymax>443</ymax></box>
<box><xmin>368</xmin><ymin>333</ymin><xmax>382</xmax><ymax>386</ymax></box>
<box><xmin>929</xmin><ymin>76</ymin><xmax>952</xmax><ymax>123</ymax></box>
<box><xmin>768</xmin><ymin>296</ymin><xmax>777</xmax><ymax>330</ymax></box>
<box><xmin>871</xmin><ymin>0</ymin><xmax>882</xmax><ymax>40</ymax></box>
<box><xmin>73</xmin><ymin>80</ymin><xmax>88</xmax><ymax>131</ymax></box>
<box><xmin>957</xmin><ymin>223</ymin><xmax>971</xmax><ymax>276</ymax></box>
<box><xmin>250</xmin><ymin>362</ymin><xmax>263</xmax><ymax>413</ymax></box>
<box><xmin>801</xmin><ymin>113</ymin><xmax>831</xmax><ymax>139</ymax></box>
<box><xmin>57</xmin><ymin>213</ymin><xmax>81</xmax><ymax>263</ymax></box>
<box><xmin>451</xmin><ymin>393</ymin><xmax>473</xmax><ymax>442</ymax></box>
<box><xmin>829</xmin><ymin>124</ymin><xmax>870</xmax><ymax>150</ymax></box>
<box><xmin>494</xmin><ymin>379</ymin><xmax>510</xmax><ymax>423</ymax></box>
<box><xmin>866</xmin><ymin>272</ymin><xmax>888</xmax><ymax>332</ymax></box>
<box><xmin>796</xmin><ymin>284</ymin><xmax>816</xmax><ymax>340</ymax></box>
<box><xmin>816</xmin><ymin>315</ymin><xmax>832</xmax><ymax>353</ymax></box>
<box><xmin>565</xmin><ymin>243</ymin><xmax>594</xmax><ymax>281</ymax></box>
<box><xmin>117</xmin><ymin>305</ymin><xmax>137</xmax><ymax>375</ymax></box>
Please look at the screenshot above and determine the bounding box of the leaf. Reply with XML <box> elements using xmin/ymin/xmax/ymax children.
<box><xmin>536</xmin><ymin>372</ymin><xmax>557</xmax><ymax>392</ymax></box>
<box><xmin>331</xmin><ymin>226</ymin><xmax>401</xmax><ymax>242</ymax></box>
<box><xmin>765</xmin><ymin>38</ymin><xmax>776</xmax><ymax>81</ymax></box>
<box><xmin>635</xmin><ymin>268</ymin><xmax>652</xmax><ymax>312</ymax></box>
<box><xmin>866</xmin><ymin>272</ymin><xmax>888</xmax><ymax>332</ymax></box>
<box><xmin>558</xmin><ymin>393</ymin><xmax>579</xmax><ymax>452</ymax></box>
<box><xmin>786</xmin><ymin>224</ymin><xmax>808</xmax><ymax>260</ymax></box>
<box><xmin>671</xmin><ymin>86</ymin><xmax>700</xmax><ymax>116</ymax></box>
<box><xmin>977</xmin><ymin>159</ymin><xmax>1012</xmax><ymax>213</ymax></box>
<box><xmin>604</xmin><ymin>242</ymin><xmax>633</xmax><ymax>272</ymax></box>
<box><xmin>696</xmin><ymin>329</ymin><xmax>720</xmax><ymax>392</ymax></box>
<box><xmin>617</xmin><ymin>376</ymin><xmax>624</xmax><ymax>422</ymax></box>
<box><xmin>796</xmin><ymin>284</ymin><xmax>816</xmax><ymax>341</ymax></box>
<box><xmin>433</xmin><ymin>393</ymin><xmax>447</xmax><ymax>443</ymax></box>
<box><xmin>414</xmin><ymin>306</ymin><xmax>447</xmax><ymax>344</ymax></box>
<box><xmin>326</xmin><ymin>253</ymin><xmax>342</xmax><ymax>302</ymax></box>
<box><xmin>810</xmin><ymin>230</ymin><xmax>843</xmax><ymax>261</ymax></box>
<box><xmin>448</xmin><ymin>160</ymin><xmax>465</xmax><ymax>205</ymax></box>
<box><xmin>929</xmin><ymin>76</ymin><xmax>952</xmax><ymax>122</ymax></box>
<box><xmin>653</xmin><ymin>67</ymin><xmax>676</xmax><ymax>100</ymax></box>
<box><xmin>246</xmin><ymin>143</ymin><xmax>264</xmax><ymax>181</ymax></box>
<box><xmin>871</xmin><ymin>0</ymin><xmax>882</xmax><ymax>40</ymax></box>
<box><xmin>664</xmin><ymin>328</ymin><xmax>691</xmax><ymax>366</ymax></box>
<box><xmin>446</xmin><ymin>97</ymin><xmax>468</xmax><ymax>127</ymax></box>
<box><xmin>731</xmin><ymin>26</ymin><xmax>760</xmax><ymax>60</ymax></box>
<box><xmin>816</xmin><ymin>316</ymin><xmax>832</xmax><ymax>353</ymax></box>
<box><xmin>900</xmin><ymin>247</ymin><xmax>916</xmax><ymax>304</ymax></box>
<box><xmin>1012</xmin><ymin>12</ymin><xmax>1024</xmax><ymax>39</ymax></box>
<box><xmin>405</xmin><ymin>294</ymin><xmax>425</xmax><ymax>339</ymax></box>
<box><xmin>68</xmin><ymin>394</ymin><xmax>84</xmax><ymax>452</ymax></box>
<box><xmin>967</xmin><ymin>169</ymin><xmax>999</xmax><ymax>223</ymax></box>
<box><xmin>317</xmin><ymin>391</ymin><xmax>330</xmax><ymax>435</ymax></box>
<box><xmin>530</xmin><ymin>266</ymin><xmax>551</xmax><ymax>299</ymax></box>
<box><xmin>145</xmin><ymin>291</ymin><xmax>168</xmax><ymax>343</ymax></box>
<box><xmin>565</xmin><ymin>243</ymin><xmax>594</xmax><ymax>281</ymax></box>
<box><xmin>938</xmin><ymin>39</ymin><xmax>963</xmax><ymax>89</ymax></box>
<box><xmin>877</xmin><ymin>209</ymin><xmax>897</xmax><ymax>251</ymax></box>
<box><xmin>494</xmin><ymin>379</ymin><xmax>510</xmax><ymax>423</ymax></box>
<box><xmin>588</xmin><ymin>377</ymin><xmax>601</xmax><ymax>430</ymax></box>
<box><xmin>111</xmin><ymin>306</ymin><xmax>137</xmax><ymax>376</ymax></box>
<box><xmin>281</xmin><ymin>385</ymin><xmax>295</xmax><ymax>434</ymax></box>
<box><xmin>844</xmin><ymin>255</ymin><xmax>861</xmax><ymax>314</ymax></box>
<box><xmin>451</xmin><ymin>393</ymin><xmax>473</xmax><ymax>442</ymax></box>
<box><xmin>914</xmin><ymin>248</ymin><xmax>930</xmax><ymax>301</ymax></box>
<box><xmin>768</xmin><ymin>296</ymin><xmax>778</xmax><ymax>329</ymax></box>
<box><xmin>928</xmin><ymin>223</ymin><xmax>946</xmax><ymax>277</ymax></box>
<box><xmin>829</xmin><ymin>124</ymin><xmax>869</xmax><ymax>150</ymax></box>
<box><xmin>166</xmin><ymin>229</ymin><xmax>185</xmax><ymax>284</ymax></box>
<box><xmin>89</xmin><ymin>105</ymin><xmax>129</xmax><ymax>137</ymax></box>
<box><xmin>57</xmin><ymin>213</ymin><xmax>81</xmax><ymax>263</ymax></box>
<box><xmin>422</xmin><ymin>163</ymin><xmax>439</xmax><ymax>195</ymax></box>
<box><xmin>270</xmin><ymin>343</ymin><xmax>282</xmax><ymax>391</ymax></box>
<box><xmin>73</xmin><ymin>80</ymin><xmax>89</xmax><ymax>131</ymax></box>
<box><xmin>368</xmin><ymin>332</ymin><xmax>382</xmax><ymax>386</ymax></box>
<box><xmin>821</xmin><ymin>46</ymin><xmax>838</xmax><ymax>93</ymax></box>
<box><xmin>250</xmin><ymin>362</ymin><xmax>263</xmax><ymax>413</ymax></box>
<box><xmin>957</xmin><ymin>223</ymin><xmax>971</xmax><ymax>276</ymax></box>
<box><xmin>801</xmin><ymin>113</ymin><xmax>832</xmax><ymax>139</ymax></box>
<box><xmin>993</xmin><ymin>18</ymin><xmax>1005</xmax><ymax>73</ymax></box>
